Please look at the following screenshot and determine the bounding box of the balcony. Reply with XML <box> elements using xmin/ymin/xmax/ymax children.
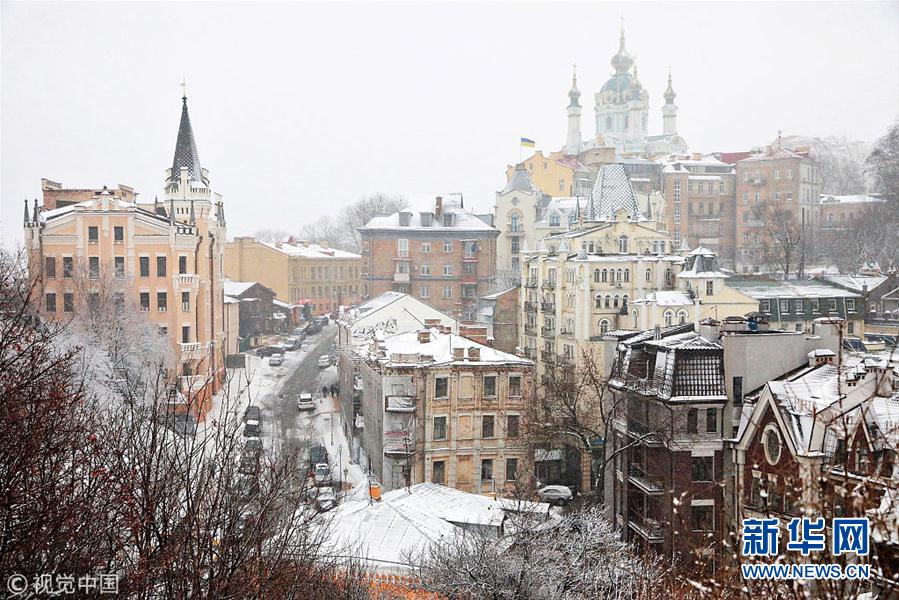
<box><xmin>385</xmin><ymin>396</ymin><xmax>415</xmax><ymax>413</ymax></box>
<box><xmin>393</xmin><ymin>272</ymin><xmax>410</xmax><ymax>283</ymax></box>
<box><xmin>540</xmin><ymin>350</ymin><xmax>556</xmax><ymax>363</ymax></box>
<box><xmin>524</xmin><ymin>301</ymin><xmax>537</xmax><ymax>313</ymax></box>
<box><xmin>506</xmin><ymin>225</ymin><xmax>525</xmax><ymax>236</ymax></box>
<box><xmin>627</xmin><ymin>464</ymin><xmax>665</xmax><ymax>495</ymax></box>
<box><xmin>524</xmin><ymin>348</ymin><xmax>537</xmax><ymax>360</ymax></box>
<box><xmin>525</xmin><ymin>278</ymin><xmax>538</xmax><ymax>288</ymax></box>
<box><xmin>628</xmin><ymin>514</ymin><xmax>664</xmax><ymax>543</ymax></box>
<box><xmin>461</xmin><ymin>273</ymin><xmax>477</xmax><ymax>285</ymax></box>
<box><xmin>383</xmin><ymin>430</ymin><xmax>415</xmax><ymax>455</ymax></box>
<box><xmin>173</xmin><ymin>273</ymin><xmax>199</xmax><ymax>288</ymax></box>
<box><xmin>540</xmin><ymin>302</ymin><xmax>555</xmax><ymax>313</ymax></box>
<box><xmin>462</xmin><ymin>254</ymin><xmax>478</xmax><ymax>263</ymax></box>
<box><xmin>180</xmin><ymin>374</ymin><xmax>207</xmax><ymax>393</ymax></box>
<box><xmin>626</xmin><ymin>418</ymin><xmax>663</xmax><ymax>446</ymax></box>
<box><xmin>541</xmin><ymin>325</ymin><xmax>555</xmax><ymax>339</ymax></box>
<box><xmin>179</xmin><ymin>342</ymin><xmax>208</xmax><ymax>361</ymax></box>
<box><xmin>541</xmin><ymin>280</ymin><xmax>556</xmax><ymax>290</ymax></box>
<box><xmin>524</xmin><ymin>324</ymin><xmax>536</xmax><ymax>336</ymax></box>
<box><xmin>750</xmin><ymin>177</ymin><xmax>766</xmax><ymax>186</ymax></box>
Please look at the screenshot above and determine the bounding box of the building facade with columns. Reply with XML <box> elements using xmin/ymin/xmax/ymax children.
<box><xmin>24</xmin><ymin>94</ymin><xmax>227</xmax><ymax>413</ymax></box>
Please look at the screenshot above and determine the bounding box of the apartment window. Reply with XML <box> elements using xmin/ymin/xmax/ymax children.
<box><xmin>443</xmin><ymin>240</ymin><xmax>453</xmax><ymax>253</ymax></box>
<box><xmin>846</xmin><ymin>299</ymin><xmax>855</xmax><ymax>311</ymax></box>
<box><xmin>434</xmin><ymin>377</ymin><xmax>448</xmax><ymax>398</ymax></box>
<box><xmin>396</xmin><ymin>262</ymin><xmax>409</xmax><ymax>275</ymax></box>
<box><xmin>481</xmin><ymin>459</ymin><xmax>493</xmax><ymax>482</ymax></box>
<box><xmin>462</xmin><ymin>262</ymin><xmax>475</xmax><ymax>275</ymax></box>
<box><xmin>113</xmin><ymin>226</ymin><xmax>124</xmax><ymax>242</ymax></box>
<box><xmin>774</xmin><ymin>170</ymin><xmax>780</xmax><ymax>180</ymax></box>
<box><xmin>483</xmin><ymin>375</ymin><xmax>497</xmax><ymax>397</ymax></box>
<box><xmin>442</xmin><ymin>286</ymin><xmax>452</xmax><ymax>299</ymax></box>
<box><xmin>63</xmin><ymin>293</ymin><xmax>74</xmax><ymax>313</ymax></box>
<box><xmin>156</xmin><ymin>256</ymin><xmax>166</xmax><ymax>277</ymax></box>
<box><xmin>443</xmin><ymin>265</ymin><xmax>453</xmax><ymax>276</ymax></box>
<box><xmin>646</xmin><ymin>268</ymin><xmax>652</xmax><ymax>282</ymax></box>
<box><xmin>139</xmin><ymin>256</ymin><xmax>149</xmax><ymax>277</ymax></box>
<box><xmin>507</xmin><ymin>415</ymin><xmax>520</xmax><ymax>438</ymax></box>
<box><xmin>179</xmin><ymin>256</ymin><xmax>187</xmax><ymax>274</ymax></box>
<box><xmin>549</xmin><ymin>214</ymin><xmax>560</xmax><ymax>227</ymax></box>
<box><xmin>482</xmin><ymin>415</ymin><xmax>495</xmax><ymax>438</ymax></box>
<box><xmin>420</xmin><ymin>285</ymin><xmax>431</xmax><ymax>298</ymax></box>
<box><xmin>158</xmin><ymin>326</ymin><xmax>167</xmax><ymax>337</ymax></box>
<box><xmin>828</xmin><ymin>299</ymin><xmax>837</xmax><ymax>311</ymax></box>
<box><xmin>506</xmin><ymin>458</ymin><xmax>519</xmax><ymax>481</ymax></box>
<box><xmin>421</xmin><ymin>264</ymin><xmax>431</xmax><ymax>276</ymax></box>
<box><xmin>397</xmin><ymin>239</ymin><xmax>409</xmax><ymax>257</ymax></box>
<box><xmin>750</xmin><ymin>475</ymin><xmax>763</xmax><ymax>507</ymax></box>
<box><xmin>812</xmin><ymin>299</ymin><xmax>820</xmax><ymax>312</ymax></box>
<box><xmin>87</xmin><ymin>293</ymin><xmax>100</xmax><ymax>314</ymax></box>
<box><xmin>44</xmin><ymin>257</ymin><xmax>56</xmax><ymax>278</ymax></box>
<box><xmin>847</xmin><ymin>321</ymin><xmax>855</xmax><ymax>334</ymax></box>
<box><xmin>761</xmin><ymin>299</ymin><xmax>771</xmax><ymax>313</ymax></box>
<box><xmin>114</xmin><ymin>256</ymin><xmax>125</xmax><ymax>278</ymax></box>
<box><xmin>89</xmin><ymin>257</ymin><xmax>100</xmax><ymax>279</ymax></box>
<box><xmin>88</xmin><ymin>226</ymin><xmax>99</xmax><ymax>243</ymax></box>
<box><xmin>706</xmin><ymin>408</ymin><xmax>718</xmax><ymax>433</ymax></box>
<box><xmin>181</xmin><ymin>325</ymin><xmax>190</xmax><ymax>344</ymax></box>
<box><xmin>182</xmin><ymin>291</ymin><xmax>190</xmax><ymax>311</ymax></box>
<box><xmin>157</xmin><ymin>292</ymin><xmax>167</xmax><ymax>312</ymax></box>
<box><xmin>422</xmin><ymin>242</ymin><xmax>431</xmax><ymax>253</ymax></box>
<box><xmin>433</xmin><ymin>416</ymin><xmax>447</xmax><ymax>440</ymax></box>
<box><xmin>779</xmin><ymin>299</ymin><xmax>789</xmax><ymax>313</ymax></box>
<box><xmin>432</xmin><ymin>460</ymin><xmax>446</xmax><ymax>484</ymax></box>
<box><xmin>692</xmin><ymin>505</ymin><xmax>714</xmax><ymax>531</ymax></box>
<box><xmin>45</xmin><ymin>293</ymin><xmax>56</xmax><ymax>312</ymax></box>
<box><xmin>706</xmin><ymin>281</ymin><xmax>714</xmax><ymax>296</ymax></box>
<box><xmin>509</xmin><ymin>375</ymin><xmax>521</xmax><ymax>397</ymax></box>
<box><xmin>687</xmin><ymin>409</ymin><xmax>698</xmax><ymax>433</ymax></box>
<box><xmin>691</xmin><ymin>456</ymin><xmax>713</xmax><ymax>482</ymax></box>
<box><xmin>787</xmin><ymin>169</ymin><xmax>793</xmax><ymax>180</ymax></box>
<box><xmin>140</xmin><ymin>292</ymin><xmax>150</xmax><ymax>311</ymax></box>
<box><xmin>462</xmin><ymin>285</ymin><xmax>476</xmax><ymax>299</ymax></box>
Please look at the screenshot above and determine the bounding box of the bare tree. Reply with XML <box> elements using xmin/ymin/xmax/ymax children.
<box><xmin>758</xmin><ymin>205</ymin><xmax>802</xmax><ymax>278</ymax></box>
<box><xmin>866</xmin><ymin>121</ymin><xmax>899</xmax><ymax>203</ymax></box>
<box><xmin>253</xmin><ymin>228</ymin><xmax>294</xmax><ymax>244</ymax></box>
<box><xmin>299</xmin><ymin>215</ymin><xmax>352</xmax><ymax>250</ymax></box>
<box><xmin>337</xmin><ymin>194</ymin><xmax>407</xmax><ymax>253</ymax></box>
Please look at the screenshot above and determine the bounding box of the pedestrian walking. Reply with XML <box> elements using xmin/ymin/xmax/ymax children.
<box><xmin>322</xmin><ymin>385</ymin><xmax>328</xmax><ymax>397</ymax></box>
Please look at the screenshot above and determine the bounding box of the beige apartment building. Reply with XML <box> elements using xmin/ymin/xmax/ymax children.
<box><xmin>356</xmin><ymin>327</ymin><xmax>534</xmax><ymax>494</ymax></box>
<box><xmin>734</xmin><ymin>146</ymin><xmax>821</xmax><ymax>273</ymax></box>
<box><xmin>224</xmin><ymin>237</ymin><xmax>362</xmax><ymax>315</ymax></box>
<box><xmin>23</xmin><ymin>94</ymin><xmax>227</xmax><ymax>414</ymax></box>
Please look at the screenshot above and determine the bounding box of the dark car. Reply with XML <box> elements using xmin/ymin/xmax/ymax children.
<box><xmin>308</xmin><ymin>445</ymin><xmax>328</xmax><ymax>475</ymax></box>
<box><xmin>244</xmin><ymin>419</ymin><xmax>261</xmax><ymax>437</ymax></box>
<box><xmin>256</xmin><ymin>346</ymin><xmax>281</xmax><ymax>358</ymax></box>
<box><xmin>244</xmin><ymin>405</ymin><xmax>261</xmax><ymax>422</ymax></box>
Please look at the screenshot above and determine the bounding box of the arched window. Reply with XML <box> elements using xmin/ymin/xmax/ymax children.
<box><xmin>549</xmin><ymin>214</ymin><xmax>560</xmax><ymax>227</ymax></box>
<box><xmin>664</xmin><ymin>310</ymin><xmax>674</xmax><ymax>326</ymax></box>
<box><xmin>632</xmin><ymin>309</ymin><xmax>638</xmax><ymax>328</ymax></box>
<box><xmin>652</xmin><ymin>241</ymin><xmax>658</xmax><ymax>254</ymax></box>
<box><xmin>622</xmin><ymin>295</ymin><xmax>628</xmax><ymax>308</ymax></box>
<box><xmin>665</xmin><ymin>269</ymin><xmax>673</xmax><ymax>287</ymax></box>
<box><xmin>604</xmin><ymin>296</ymin><xmax>611</xmax><ymax>308</ymax></box>
<box><xmin>594</xmin><ymin>297</ymin><xmax>602</xmax><ymax>309</ymax></box>
<box><xmin>616</xmin><ymin>269</ymin><xmax>623</xmax><ymax>282</ymax></box>
<box><xmin>677</xmin><ymin>310</ymin><xmax>688</xmax><ymax>325</ymax></box>
<box><xmin>659</xmin><ymin>241</ymin><xmax>665</xmax><ymax>254</ymax></box>
<box><xmin>624</xmin><ymin>269</ymin><xmax>630</xmax><ymax>283</ymax></box>
<box><xmin>601</xmin><ymin>269</ymin><xmax>608</xmax><ymax>283</ymax></box>
<box><xmin>594</xmin><ymin>269</ymin><xmax>601</xmax><ymax>283</ymax></box>
<box><xmin>599</xmin><ymin>319</ymin><xmax>610</xmax><ymax>335</ymax></box>
<box><xmin>613</xmin><ymin>295</ymin><xmax>620</xmax><ymax>308</ymax></box>
<box><xmin>646</xmin><ymin>268</ymin><xmax>652</xmax><ymax>282</ymax></box>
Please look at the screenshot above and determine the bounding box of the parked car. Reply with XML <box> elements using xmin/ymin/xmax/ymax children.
<box><xmin>286</xmin><ymin>336</ymin><xmax>303</xmax><ymax>350</ymax></box>
<box><xmin>268</xmin><ymin>353</ymin><xmax>284</xmax><ymax>366</ymax></box>
<box><xmin>244</xmin><ymin>419</ymin><xmax>261</xmax><ymax>437</ymax></box>
<box><xmin>244</xmin><ymin>405</ymin><xmax>261</xmax><ymax>422</ymax></box>
<box><xmin>239</xmin><ymin>450</ymin><xmax>259</xmax><ymax>474</ymax></box>
<box><xmin>309</xmin><ymin>445</ymin><xmax>328</xmax><ymax>465</ymax></box>
<box><xmin>256</xmin><ymin>345</ymin><xmax>281</xmax><ymax>358</ymax></box>
<box><xmin>292</xmin><ymin>327</ymin><xmax>307</xmax><ymax>338</ymax></box>
<box><xmin>244</xmin><ymin>437</ymin><xmax>263</xmax><ymax>454</ymax></box>
<box><xmin>313</xmin><ymin>463</ymin><xmax>333</xmax><ymax>486</ymax></box>
<box><xmin>317</xmin><ymin>355</ymin><xmax>331</xmax><ymax>368</ymax></box>
<box><xmin>537</xmin><ymin>485</ymin><xmax>573</xmax><ymax>506</ymax></box>
<box><xmin>297</xmin><ymin>393</ymin><xmax>315</xmax><ymax>411</ymax></box>
<box><xmin>315</xmin><ymin>487</ymin><xmax>337</xmax><ymax>511</ymax></box>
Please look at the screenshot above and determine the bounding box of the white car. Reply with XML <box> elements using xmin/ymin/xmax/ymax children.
<box><xmin>297</xmin><ymin>393</ymin><xmax>315</xmax><ymax>411</ymax></box>
<box><xmin>538</xmin><ymin>485</ymin><xmax>574</xmax><ymax>506</ymax></box>
<box><xmin>268</xmin><ymin>353</ymin><xmax>284</xmax><ymax>366</ymax></box>
<box><xmin>316</xmin><ymin>487</ymin><xmax>337</xmax><ymax>511</ymax></box>
<box><xmin>316</xmin><ymin>355</ymin><xmax>331</xmax><ymax>368</ymax></box>
<box><xmin>313</xmin><ymin>462</ymin><xmax>332</xmax><ymax>486</ymax></box>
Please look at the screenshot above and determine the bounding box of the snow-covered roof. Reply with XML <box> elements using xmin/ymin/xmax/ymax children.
<box><xmin>738</xmin><ymin>148</ymin><xmax>806</xmax><ymax>162</ymax></box>
<box><xmin>632</xmin><ymin>290</ymin><xmax>694</xmax><ymax>307</ymax></box>
<box><xmin>262</xmin><ymin>241</ymin><xmax>360</xmax><ymax>259</ymax></box>
<box><xmin>820</xmin><ymin>275</ymin><xmax>889</xmax><ymax>293</ymax></box>
<box><xmin>819</xmin><ymin>194</ymin><xmax>884</xmax><ymax>205</ymax></box>
<box><xmin>369</xmin><ymin>328</ymin><xmax>531</xmax><ymax>367</ymax></box>
<box><xmin>728</xmin><ymin>279</ymin><xmax>861</xmax><ymax>300</ymax></box>
<box><xmin>223</xmin><ymin>280</ymin><xmax>257</xmax><ymax>297</ymax></box>
<box><xmin>273</xmin><ymin>299</ymin><xmax>297</xmax><ymax>309</ymax></box>
<box><xmin>361</xmin><ymin>196</ymin><xmax>496</xmax><ymax>232</ymax></box>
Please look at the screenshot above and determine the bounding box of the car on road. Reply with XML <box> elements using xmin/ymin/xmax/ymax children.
<box><xmin>239</xmin><ymin>450</ymin><xmax>260</xmax><ymax>474</ymax></box>
<box><xmin>317</xmin><ymin>355</ymin><xmax>331</xmax><ymax>368</ymax></box>
<box><xmin>244</xmin><ymin>437</ymin><xmax>263</xmax><ymax>454</ymax></box>
<box><xmin>268</xmin><ymin>353</ymin><xmax>285</xmax><ymax>366</ymax></box>
<box><xmin>313</xmin><ymin>463</ymin><xmax>333</xmax><ymax>486</ymax></box>
<box><xmin>256</xmin><ymin>345</ymin><xmax>281</xmax><ymax>358</ymax></box>
<box><xmin>537</xmin><ymin>485</ymin><xmax>573</xmax><ymax>506</ymax></box>
<box><xmin>244</xmin><ymin>405</ymin><xmax>261</xmax><ymax>422</ymax></box>
<box><xmin>315</xmin><ymin>487</ymin><xmax>337</xmax><ymax>512</ymax></box>
<box><xmin>285</xmin><ymin>336</ymin><xmax>303</xmax><ymax>351</ymax></box>
<box><xmin>309</xmin><ymin>445</ymin><xmax>328</xmax><ymax>466</ymax></box>
<box><xmin>297</xmin><ymin>393</ymin><xmax>315</xmax><ymax>411</ymax></box>
<box><xmin>244</xmin><ymin>419</ymin><xmax>261</xmax><ymax>437</ymax></box>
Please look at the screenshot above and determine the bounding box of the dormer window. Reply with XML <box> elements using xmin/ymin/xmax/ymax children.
<box><xmin>420</xmin><ymin>213</ymin><xmax>433</xmax><ymax>227</ymax></box>
<box><xmin>399</xmin><ymin>212</ymin><xmax>411</xmax><ymax>226</ymax></box>
<box><xmin>549</xmin><ymin>214</ymin><xmax>560</xmax><ymax>227</ymax></box>
<box><xmin>443</xmin><ymin>213</ymin><xmax>454</xmax><ymax>227</ymax></box>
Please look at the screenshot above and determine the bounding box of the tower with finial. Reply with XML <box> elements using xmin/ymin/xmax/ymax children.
<box><xmin>662</xmin><ymin>66</ymin><xmax>678</xmax><ymax>135</ymax></box>
<box><xmin>565</xmin><ymin>64</ymin><xmax>582</xmax><ymax>156</ymax></box>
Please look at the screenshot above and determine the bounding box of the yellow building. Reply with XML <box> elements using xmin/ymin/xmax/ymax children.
<box><xmin>24</xmin><ymin>94</ymin><xmax>228</xmax><ymax>415</ymax></box>
<box><xmin>504</xmin><ymin>150</ymin><xmax>593</xmax><ymax>197</ymax></box>
<box><xmin>224</xmin><ymin>237</ymin><xmax>363</xmax><ymax>315</ymax></box>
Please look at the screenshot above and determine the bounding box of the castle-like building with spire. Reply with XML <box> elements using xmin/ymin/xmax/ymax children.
<box><xmin>567</xmin><ymin>22</ymin><xmax>687</xmax><ymax>157</ymax></box>
<box><xmin>24</xmin><ymin>91</ymin><xmax>229</xmax><ymax>416</ymax></box>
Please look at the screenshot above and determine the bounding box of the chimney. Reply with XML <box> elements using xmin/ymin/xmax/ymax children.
<box><xmin>467</xmin><ymin>347</ymin><xmax>481</xmax><ymax>361</ymax></box>
<box><xmin>417</xmin><ymin>329</ymin><xmax>431</xmax><ymax>344</ymax></box>
<box><xmin>424</xmin><ymin>318</ymin><xmax>441</xmax><ymax>328</ymax></box>
<box><xmin>435</xmin><ymin>196</ymin><xmax>443</xmax><ymax>218</ymax></box>
<box><xmin>452</xmin><ymin>347</ymin><xmax>465</xmax><ymax>360</ymax></box>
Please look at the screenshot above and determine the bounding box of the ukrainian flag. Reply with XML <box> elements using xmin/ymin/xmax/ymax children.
<box><xmin>520</xmin><ymin>137</ymin><xmax>536</xmax><ymax>148</ymax></box>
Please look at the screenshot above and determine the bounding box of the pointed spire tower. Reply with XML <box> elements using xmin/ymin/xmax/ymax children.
<box><xmin>662</xmin><ymin>67</ymin><xmax>678</xmax><ymax>136</ymax></box>
<box><xmin>167</xmin><ymin>86</ymin><xmax>208</xmax><ymax>191</ymax></box>
<box><xmin>565</xmin><ymin>64</ymin><xmax>582</xmax><ymax>156</ymax></box>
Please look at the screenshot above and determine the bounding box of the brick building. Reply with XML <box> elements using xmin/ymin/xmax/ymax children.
<box><xmin>660</xmin><ymin>155</ymin><xmax>736</xmax><ymax>267</ymax></box>
<box><xmin>474</xmin><ymin>287</ymin><xmax>520</xmax><ymax>355</ymax></box>
<box><xmin>358</xmin><ymin>195</ymin><xmax>499</xmax><ymax>320</ymax></box>
<box><xmin>733</xmin><ymin>146</ymin><xmax>821</xmax><ymax>274</ymax></box>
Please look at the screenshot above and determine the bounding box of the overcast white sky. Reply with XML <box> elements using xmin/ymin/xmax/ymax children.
<box><xmin>2</xmin><ymin>1</ymin><xmax>897</xmax><ymax>248</ymax></box>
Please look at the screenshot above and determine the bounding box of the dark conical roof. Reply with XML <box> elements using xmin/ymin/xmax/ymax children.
<box><xmin>502</xmin><ymin>163</ymin><xmax>536</xmax><ymax>194</ymax></box>
<box><xmin>169</xmin><ymin>96</ymin><xmax>204</xmax><ymax>184</ymax></box>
